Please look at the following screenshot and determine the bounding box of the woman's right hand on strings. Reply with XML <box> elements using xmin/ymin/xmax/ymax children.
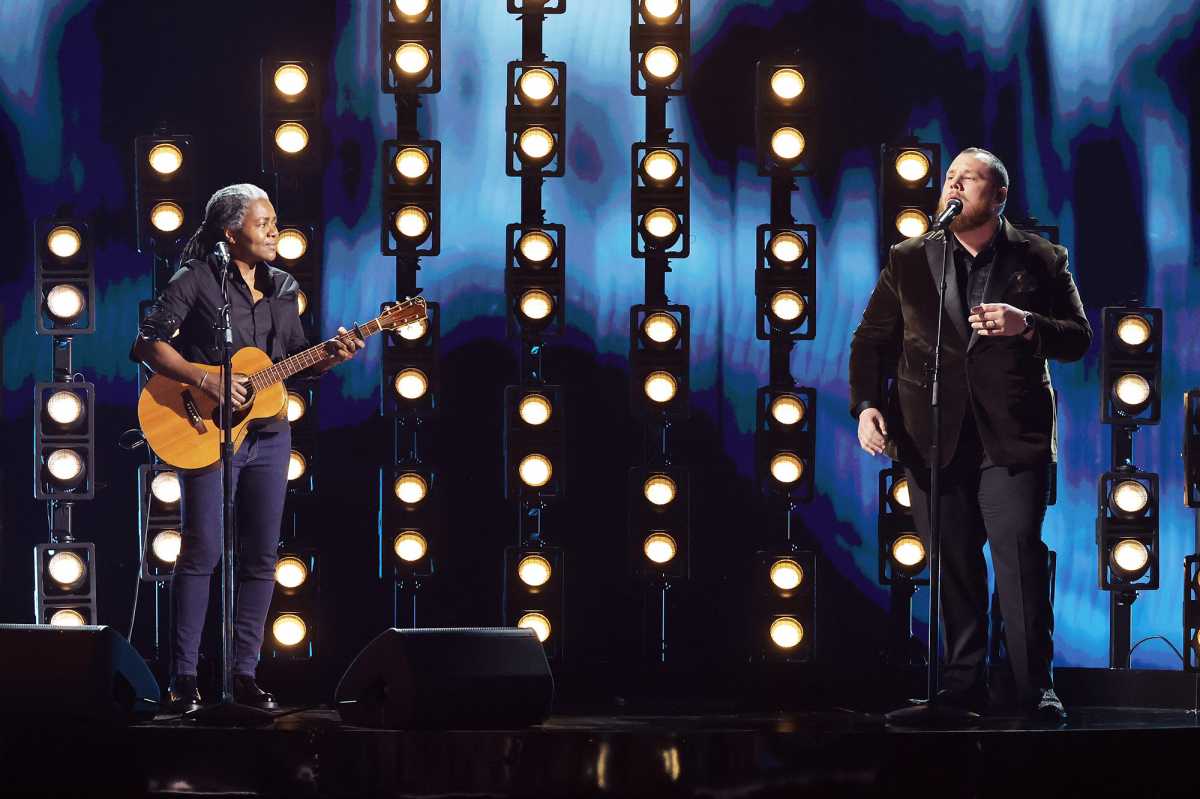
<box><xmin>196</xmin><ymin>368</ymin><xmax>250</xmax><ymax>409</ymax></box>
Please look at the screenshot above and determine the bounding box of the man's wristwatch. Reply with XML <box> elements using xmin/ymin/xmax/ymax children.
<box><xmin>1021</xmin><ymin>311</ymin><xmax>1035</xmax><ymax>334</ymax></box>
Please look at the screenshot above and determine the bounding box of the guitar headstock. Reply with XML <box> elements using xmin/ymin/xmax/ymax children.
<box><xmin>378</xmin><ymin>296</ymin><xmax>429</xmax><ymax>333</ymax></box>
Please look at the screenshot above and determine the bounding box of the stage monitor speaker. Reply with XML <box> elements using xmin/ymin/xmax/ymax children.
<box><xmin>335</xmin><ymin>627</ymin><xmax>554</xmax><ymax>729</ymax></box>
<box><xmin>0</xmin><ymin>625</ymin><xmax>160</xmax><ymax>724</ymax></box>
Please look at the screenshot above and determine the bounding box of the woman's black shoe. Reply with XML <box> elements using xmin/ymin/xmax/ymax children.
<box><xmin>166</xmin><ymin>675</ymin><xmax>202</xmax><ymax>714</ymax></box>
<box><xmin>232</xmin><ymin>675</ymin><xmax>279</xmax><ymax>710</ymax></box>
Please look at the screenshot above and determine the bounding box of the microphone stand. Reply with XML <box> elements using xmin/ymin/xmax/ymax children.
<box><xmin>185</xmin><ymin>249</ymin><xmax>273</xmax><ymax>726</ymax></box>
<box><xmin>886</xmin><ymin>210</ymin><xmax>976</xmax><ymax>726</ymax></box>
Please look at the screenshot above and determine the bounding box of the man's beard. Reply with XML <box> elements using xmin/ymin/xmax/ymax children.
<box><xmin>935</xmin><ymin>198</ymin><xmax>995</xmax><ymax>233</ymax></box>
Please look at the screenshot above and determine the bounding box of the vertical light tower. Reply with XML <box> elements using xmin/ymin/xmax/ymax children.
<box><xmin>1185</xmin><ymin>390</ymin><xmax>1200</xmax><ymax>669</ymax></box>
<box><xmin>502</xmin><ymin>0</ymin><xmax>568</xmax><ymax>659</ymax></box>
<box><xmin>628</xmin><ymin>0</ymin><xmax>691</xmax><ymax>662</ymax></box>
<box><xmin>34</xmin><ymin>215</ymin><xmax>97</xmax><ymax>626</ymax></box>
<box><xmin>752</xmin><ymin>60</ymin><xmax>817</xmax><ymax>662</ymax></box>
<box><xmin>379</xmin><ymin>0</ymin><xmax>443</xmax><ymax>627</ymax></box>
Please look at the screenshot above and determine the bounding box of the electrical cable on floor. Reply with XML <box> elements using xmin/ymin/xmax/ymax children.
<box><xmin>1127</xmin><ymin>635</ymin><xmax>1185</xmax><ymax>665</ymax></box>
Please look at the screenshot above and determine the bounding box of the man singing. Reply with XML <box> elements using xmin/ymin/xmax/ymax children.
<box><xmin>849</xmin><ymin>148</ymin><xmax>1091</xmax><ymax>719</ymax></box>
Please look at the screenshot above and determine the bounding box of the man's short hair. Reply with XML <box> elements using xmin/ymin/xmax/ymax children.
<box><xmin>959</xmin><ymin>147</ymin><xmax>1009</xmax><ymax>215</ymax></box>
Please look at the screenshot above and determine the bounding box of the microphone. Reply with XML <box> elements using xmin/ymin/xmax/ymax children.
<box><xmin>214</xmin><ymin>241</ymin><xmax>231</xmax><ymax>266</ymax></box>
<box><xmin>930</xmin><ymin>198</ymin><xmax>963</xmax><ymax>232</ymax></box>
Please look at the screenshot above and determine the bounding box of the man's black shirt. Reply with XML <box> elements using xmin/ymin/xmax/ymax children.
<box><xmin>952</xmin><ymin>222</ymin><xmax>1003</xmax><ymax>325</ymax></box>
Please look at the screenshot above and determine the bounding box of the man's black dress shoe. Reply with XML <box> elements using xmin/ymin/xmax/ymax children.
<box><xmin>232</xmin><ymin>674</ymin><xmax>279</xmax><ymax>710</ymax></box>
<box><xmin>934</xmin><ymin>686</ymin><xmax>988</xmax><ymax>716</ymax></box>
<box><xmin>1030</xmin><ymin>688</ymin><xmax>1067</xmax><ymax>722</ymax></box>
<box><xmin>166</xmin><ymin>674</ymin><xmax>202</xmax><ymax>714</ymax></box>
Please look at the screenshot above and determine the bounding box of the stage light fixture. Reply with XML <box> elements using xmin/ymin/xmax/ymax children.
<box><xmin>1185</xmin><ymin>557</ymin><xmax>1200</xmax><ymax>671</ymax></box>
<box><xmin>1186</xmin><ymin>391</ymin><xmax>1200</xmax><ymax>508</ymax></box>
<box><xmin>518</xmin><ymin>289</ymin><xmax>555</xmax><ymax>324</ymax></box>
<box><xmin>394</xmin><ymin>206</ymin><xmax>431</xmax><ymax>242</ymax></box>
<box><xmin>516</xmin><ymin>230</ymin><xmax>555</xmax><ymax>267</ymax></box>
<box><xmin>640</xmin><ymin>0</ymin><xmax>682</xmax><ymax>24</ymax></box>
<box><xmin>769</xmin><ymin>67</ymin><xmax>804</xmax><ymax>101</ymax></box>
<box><xmin>394</xmin><ymin>531</ymin><xmax>428</xmax><ymax>562</ymax></box>
<box><xmin>643</xmin><ymin>533</ymin><xmax>677</xmax><ymax>564</ymax></box>
<box><xmin>275</xmin><ymin>229</ymin><xmax>308</xmax><ymax>262</ymax></box>
<box><xmin>287</xmin><ymin>451</ymin><xmax>307</xmax><ymax>481</ymax></box>
<box><xmin>36</xmin><ymin>382</ymin><xmax>95</xmax><ymax>500</ymax></box>
<box><xmin>505</xmin><ymin>385</ymin><xmax>566</xmax><ymax>500</ymax></box>
<box><xmin>381</xmin><ymin>301</ymin><xmax>440</xmax><ymax>417</ymax></box>
<box><xmin>273</xmin><ymin>222</ymin><xmax>322</xmax><ymax>336</ymax></box>
<box><xmin>877</xmin><ymin>467</ymin><xmax>925</xmax><ymax>585</ymax></box>
<box><xmin>891</xmin><ymin>534</ymin><xmax>927</xmax><ymax>575</ymax></box>
<box><xmin>45</xmin><ymin>285</ymin><xmax>86</xmax><ymax>325</ymax></box>
<box><xmin>640</xmin><ymin>46</ymin><xmax>681</xmax><ymax>83</ymax></box>
<box><xmin>518</xmin><ymin>555</ymin><xmax>552</xmax><ymax>587</ymax></box>
<box><xmin>150</xmin><ymin>471</ymin><xmax>181</xmax><ymax>505</ymax></box>
<box><xmin>768</xmin><ymin>289</ymin><xmax>806</xmax><ymax>327</ymax></box>
<box><xmin>518</xmin><ymin>454</ymin><xmax>553</xmax><ymax>488</ymax></box>
<box><xmin>399</xmin><ymin>317</ymin><xmax>428</xmax><ymax>341</ymax></box>
<box><xmin>630</xmin><ymin>305</ymin><xmax>689</xmax><ymax>419</ymax></box>
<box><xmin>1110</xmin><ymin>479</ymin><xmax>1150</xmax><ymax>517</ymax></box>
<box><xmin>770</xmin><ymin>559</ymin><xmax>804</xmax><ymax>591</ymax></box>
<box><xmin>770</xmin><ymin>617</ymin><xmax>804</xmax><ymax>649</ymax></box>
<box><xmin>383</xmin><ymin>140</ymin><xmax>440</xmax><ymax>255</ymax></box>
<box><xmin>631</xmin><ymin>466</ymin><xmax>690</xmax><ymax>578</ymax></box>
<box><xmin>756</xmin><ymin>386</ymin><xmax>816</xmax><ymax>501</ymax></box>
<box><xmin>46</xmin><ymin>225</ymin><xmax>82</xmax><ymax>259</ymax></box>
<box><xmin>769</xmin><ymin>127</ymin><xmax>806</xmax><ymax>164</ymax></box>
<box><xmin>517</xmin><ymin>612</ymin><xmax>551</xmax><ymax>643</ymax></box>
<box><xmin>394</xmin><ymin>368</ymin><xmax>429</xmax><ymax>400</ymax></box>
<box><xmin>37</xmin><ymin>218</ymin><xmax>96</xmax><ymax>334</ymax></box>
<box><xmin>260</xmin><ymin>60</ymin><xmax>321</xmax><ymax>173</ymax></box>
<box><xmin>275</xmin><ymin>556</ymin><xmax>309</xmax><ymax>590</ymax></box>
<box><xmin>878</xmin><ymin>139</ymin><xmax>939</xmax><ymax>262</ymax></box>
<box><xmin>134</xmin><ymin>133</ymin><xmax>195</xmax><ymax>255</ymax></box>
<box><xmin>272</xmin><ymin>613</ymin><xmax>308</xmax><ymax>648</ymax></box>
<box><xmin>49</xmin><ymin>608</ymin><xmax>87</xmax><ymax>627</ymax></box>
<box><xmin>767</xmin><ymin>231</ymin><xmax>805</xmax><ymax>267</ymax></box>
<box><xmin>755</xmin><ymin>550</ymin><xmax>815</xmax><ymax>661</ymax></box>
<box><xmin>151</xmin><ymin>530</ymin><xmax>182</xmax><ymax>565</ymax></box>
<box><xmin>381</xmin><ymin>1</ymin><xmax>440</xmax><ymax>93</ymax></box>
<box><xmin>643</xmin><ymin>474</ymin><xmax>676</xmax><ymax>506</ymax></box>
<box><xmin>518</xmin><ymin>393</ymin><xmax>552</xmax><ymax>426</ymax></box>
<box><xmin>150</xmin><ymin>201</ymin><xmax>185</xmax><ymax>233</ymax></box>
<box><xmin>890</xmin><ymin>477</ymin><xmax>911</xmax><ymax>510</ymax></box>
<box><xmin>769</xmin><ymin>452</ymin><xmax>804</xmax><ymax>484</ymax></box>
<box><xmin>1110</xmin><ymin>539</ymin><xmax>1150</xmax><ymax>579</ymax></box>
<box><xmin>506</xmin><ymin>224</ymin><xmax>565</xmax><ymax>337</ymax></box>
<box><xmin>286</xmin><ymin>390</ymin><xmax>307</xmax><ymax>422</ymax></box>
<box><xmin>643</xmin><ymin>371</ymin><xmax>678</xmax><ymax>404</ymax></box>
<box><xmin>632</xmin><ymin>142</ymin><xmax>689</xmax><ymax>258</ymax></box>
<box><xmin>639</xmin><ymin>149</ymin><xmax>680</xmax><ymax>187</ymax></box>
<box><xmin>894</xmin><ymin>209</ymin><xmax>930</xmax><ymax>238</ymax></box>
<box><xmin>517</xmin><ymin>67</ymin><xmax>558</xmax><ymax>106</ymax></box>
<box><xmin>641</xmin><ymin>312</ymin><xmax>679</xmax><ymax>347</ymax></box>
<box><xmin>1101</xmin><ymin>307</ymin><xmax>1161</xmax><ymax>425</ymax></box>
<box><xmin>893</xmin><ymin>149</ymin><xmax>931</xmax><ymax>185</ymax></box>
<box><xmin>756</xmin><ymin>224</ymin><xmax>815</xmax><ymax>340</ymax></box>
<box><xmin>47</xmin><ymin>551</ymin><xmax>86</xmax><ymax>590</ymax></box>
<box><xmin>503</xmin><ymin>545</ymin><xmax>564</xmax><ymax>658</ymax></box>
<box><xmin>273</xmin><ymin>64</ymin><xmax>309</xmax><ymax>97</ymax></box>
<box><xmin>1097</xmin><ymin>471</ymin><xmax>1159</xmax><ymax>590</ymax></box>
<box><xmin>35</xmin><ymin>543</ymin><xmax>97</xmax><ymax>626</ymax></box>
<box><xmin>394</xmin><ymin>0</ymin><xmax>431</xmax><ymax>20</ymax></box>
<box><xmin>394</xmin><ymin>148</ymin><xmax>431</xmax><ymax>184</ymax></box>
<box><xmin>755</xmin><ymin>61</ymin><xmax>810</xmax><ymax>176</ymax></box>
<box><xmin>630</xmin><ymin>0</ymin><xmax>690</xmax><ymax>95</ymax></box>
<box><xmin>517</xmin><ymin>126</ymin><xmax>557</xmax><ymax>165</ymax></box>
<box><xmin>506</xmin><ymin>60</ymin><xmax>565</xmax><ymax>176</ymax></box>
<box><xmin>769</xmin><ymin>394</ymin><xmax>805</xmax><ymax>426</ymax></box>
<box><xmin>139</xmin><ymin>464</ymin><xmax>184</xmax><ymax>579</ymax></box>
<box><xmin>394</xmin><ymin>472</ymin><xmax>429</xmax><ymax>504</ymax></box>
<box><xmin>639</xmin><ymin>208</ymin><xmax>681</xmax><ymax>248</ymax></box>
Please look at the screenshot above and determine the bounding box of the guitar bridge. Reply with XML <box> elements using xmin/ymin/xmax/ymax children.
<box><xmin>181</xmin><ymin>390</ymin><xmax>207</xmax><ymax>433</ymax></box>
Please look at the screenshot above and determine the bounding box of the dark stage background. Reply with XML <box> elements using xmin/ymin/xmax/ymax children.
<box><xmin>1</xmin><ymin>0</ymin><xmax>1197</xmax><ymax>690</ymax></box>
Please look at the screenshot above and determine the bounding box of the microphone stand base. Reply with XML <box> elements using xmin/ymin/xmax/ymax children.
<box><xmin>182</xmin><ymin>696</ymin><xmax>276</xmax><ymax>727</ymax></box>
<box><xmin>885</xmin><ymin>700</ymin><xmax>981</xmax><ymax>728</ymax></box>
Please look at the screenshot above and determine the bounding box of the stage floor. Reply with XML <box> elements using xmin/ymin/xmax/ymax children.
<box><xmin>5</xmin><ymin>704</ymin><xmax>1199</xmax><ymax>797</ymax></box>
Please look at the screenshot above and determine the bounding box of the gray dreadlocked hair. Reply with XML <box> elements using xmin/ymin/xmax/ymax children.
<box><xmin>178</xmin><ymin>183</ymin><xmax>270</xmax><ymax>267</ymax></box>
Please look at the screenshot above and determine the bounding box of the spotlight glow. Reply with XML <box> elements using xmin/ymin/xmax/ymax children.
<box><xmin>518</xmin><ymin>555</ymin><xmax>552</xmax><ymax>587</ymax></box>
<box><xmin>641</xmin><ymin>46</ymin><xmax>681</xmax><ymax>82</ymax></box>
<box><xmin>643</xmin><ymin>474</ymin><xmax>677</xmax><ymax>506</ymax></box>
<box><xmin>643</xmin><ymin>371</ymin><xmax>678</xmax><ymax>404</ymax></box>
<box><xmin>150</xmin><ymin>471</ymin><xmax>181</xmax><ymax>504</ymax></box>
<box><xmin>272</xmin><ymin>614</ymin><xmax>307</xmax><ymax>647</ymax></box>
<box><xmin>148</xmin><ymin>143</ymin><xmax>184</xmax><ymax>175</ymax></box>
<box><xmin>894</xmin><ymin>150</ymin><xmax>931</xmax><ymax>183</ymax></box>
<box><xmin>394</xmin><ymin>368</ymin><xmax>429</xmax><ymax>400</ymax></box>
<box><xmin>151</xmin><ymin>530</ymin><xmax>182</xmax><ymax>564</ymax></box>
<box><xmin>769</xmin><ymin>452</ymin><xmax>803</xmax><ymax>484</ymax></box>
<box><xmin>643</xmin><ymin>533</ymin><xmax>677</xmax><ymax>564</ymax></box>
<box><xmin>394</xmin><ymin>473</ymin><xmax>429</xmax><ymax>504</ymax></box>
<box><xmin>518</xmin><ymin>394</ymin><xmax>552</xmax><ymax>426</ymax></box>
<box><xmin>770</xmin><ymin>559</ymin><xmax>804</xmax><ymax>591</ymax></box>
<box><xmin>394</xmin><ymin>43</ymin><xmax>431</xmax><ymax>77</ymax></box>
<box><xmin>394</xmin><ymin>0</ymin><xmax>431</xmax><ymax>18</ymax></box>
<box><xmin>1111</xmin><ymin>480</ymin><xmax>1149</xmax><ymax>515</ymax></box>
<box><xmin>287</xmin><ymin>451</ymin><xmax>307</xmax><ymax>481</ymax></box>
<box><xmin>890</xmin><ymin>478</ymin><xmax>912</xmax><ymax>509</ymax></box>
<box><xmin>46</xmin><ymin>226</ymin><xmax>82</xmax><ymax>258</ymax></box>
<box><xmin>895</xmin><ymin>209</ymin><xmax>930</xmax><ymax>238</ymax></box>
<box><xmin>641</xmin><ymin>149</ymin><xmax>680</xmax><ymax>185</ymax></box>
<box><xmin>1113</xmin><ymin>374</ymin><xmax>1152</xmax><ymax>412</ymax></box>
<box><xmin>517</xmin><ymin>230</ymin><xmax>555</xmax><ymax>265</ymax></box>
<box><xmin>518</xmin><ymin>289</ymin><xmax>554</xmax><ymax>321</ymax></box>
<box><xmin>47</xmin><ymin>551</ymin><xmax>86</xmax><ymax>588</ymax></box>
<box><xmin>518</xmin><ymin>126</ymin><xmax>556</xmax><ymax>163</ymax></box>
<box><xmin>275</xmin><ymin>556</ymin><xmax>308</xmax><ymax>589</ymax></box>
<box><xmin>517</xmin><ymin>612</ymin><xmax>551</xmax><ymax>643</ymax></box>
<box><xmin>891</xmin><ymin>535</ymin><xmax>927</xmax><ymax>570</ymax></box>
<box><xmin>273</xmin><ymin>64</ymin><xmax>309</xmax><ymax>97</ymax></box>
<box><xmin>150</xmin><ymin>201</ymin><xmax>185</xmax><ymax>233</ymax></box>
<box><xmin>518</xmin><ymin>454</ymin><xmax>552</xmax><ymax>488</ymax></box>
<box><xmin>769</xmin><ymin>394</ymin><xmax>805</xmax><ymax>426</ymax></box>
<box><xmin>393</xmin><ymin>531</ymin><xmax>428</xmax><ymax>562</ymax></box>
<box><xmin>1111</xmin><ymin>539</ymin><xmax>1150</xmax><ymax>576</ymax></box>
<box><xmin>642</xmin><ymin>208</ymin><xmax>679</xmax><ymax>241</ymax></box>
<box><xmin>770</xmin><ymin>68</ymin><xmax>805</xmax><ymax>101</ymax></box>
<box><xmin>395</xmin><ymin>206</ymin><xmax>431</xmax><ymax>240</ymax></box>
<box><xmin>1115</xmin><ymin>315</ymin><xmax>1151</xmax><ymax>350</ymax></box>
<box><xmin>769</xmin><ymin>231</ymin><xmax>805</xmax><ymax>265</ymax></box>
<box><xmin>276</xmin><ymin>229</ymin><xmax>308</xmax><ymax>261</ymax></box>
<box><xmin>274</xmin><ymin>123</ymin><xmax>309</xmax><ymax>154</ymax></box>
<box><xmin>49</xmin><ymin>609</ymin><xmax>86</xmax><ymax>627</ymax></box>
<box><xmin>46</xmin><ymin>449</ymin><xmax>84</xmax><ymax>483</ymax></box>
<box><xmin>770</xmin><ymin>127</ymin><xmax>805</xmax><ymax>161</ymax></box>
<box><xmin>45</xmin><ymin>285</ymin><xmax>86</xmax><ymax>322</ymax></box>
<box><xmin>770</xmin><ymin>617</ymin><xmax>804</xmax><ymax>649</ymax></box>
<box><xmin>398</xmin><ymin>317</ymin><xmax>428</xmax><ymax>341</ymax></box>
<box><xmin>641</xmin><ymin>0</ymin><xmax>682</xmax><ymax>23</ymax></box>
<box><xmin>286</xmin><ymin>390</ymin><xmax>307</xmax><ymax>422</ymax></box>
<box><xmin>642</xmin><ymin>312</ymin><xmax>679</xmax><ymax>345</ymax></box>
<box><xmin>770</xmin><ymin>290</ymin><xmax>805</xmax><ymax>323</ymax></box>
<box><xmin>394</xmin><ymin>147</ymin><xmax>431</xmax><ymax>182</ymax></box>
<box><xmin>46</xmin><ymin>390</ymin><xmax>84</xmax><ymax>426</ymax></box>
<box><xmin>518</xmin><ymin>68</ymin><xmax>557</xmax><ymax>105</ymax></box>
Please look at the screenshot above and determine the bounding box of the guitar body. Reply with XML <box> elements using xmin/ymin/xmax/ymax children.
<box><xmin>138</xmin><ymin>347</ymin><xmax>287</xmax><ymax>471</ymax></box>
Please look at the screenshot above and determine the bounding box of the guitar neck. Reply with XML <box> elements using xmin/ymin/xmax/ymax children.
<box><xmin>247</xmin><ymin>317</ymin><xmax>386</xmax><ymax>392</ymax></box>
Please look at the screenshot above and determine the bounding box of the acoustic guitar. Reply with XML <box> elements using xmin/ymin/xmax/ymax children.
<box><xmin>138</xmin><ymin>296</ymin><xmax>427</xmax><ymax>470</ymax></box>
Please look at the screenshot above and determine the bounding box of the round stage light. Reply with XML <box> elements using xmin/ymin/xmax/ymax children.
<box><xmin>641</xmin><ymin>208</ymin><xmax>680</xmax><ymax>245</ymax></box>
<box><xmin>643</xmin><ymin>371</ymin><xmax>678</xmax><ymax>404</ymax></box>
<box><xmin>518</xmin><ymin>126</ymin><xmax>556</xmax><ymax>164</ymax></box>
<box><xmin>46</xmin><ymin>390</ymin><xmax>84</xmax><ymax>427</ymax></box>
<box><xmin>150</xmin><ymin>471</ymin><xmax>181</xmax><ymax>505</ymax></box>
<box><xmin>286</xmin><ymin>390</ymin><xmax>307</xmax><ymax>422</ymax></box>
<box><xmin>394</xmin><ymin>206</ymin><xmax>431</xmax><ymax>241</ymax></box>
<box><xmin>150</xmin><ymin>201</ymin><xmax>185</xmax><ymax>233</ymax></box>
<box><xmin>272</xmin><ymin>614</ymin><xmax>307</xmax><ymax>647</ymax></box>
<box><xmin>275</xmin><ymin>556</ymin><xmax>308</xmax><ymax>589</ymax></box>
<box><xmin>49</xmin><ymin>609</ymin><xmax>86</xmax><ymax>627</ymax></box>
<box><xmin>769</xmin><ymin>394</ymin><xmax>805</xmax><ymax>426</ymax></box>
<box><xmin>1110</xmin><ymin>479</ymin><xmax>1149</xmax><ymax>517</ymax></box>
<box><xmin>518</xmin><ymin>454</ymin><xmax>552</xmax><ymax>488</ymax></box>
<box><xmin>46</xmin><ymin>225</ymin><xmax>82</xmax><ymax>259</ymax></box>
<box><xmin>393</xmin><ymin>531</ymin><xmax>428</xmax><ymax>562</ymax></box>
<box><xmin>770</xmin><ymin>617</ymin><xmax>804</xmax><ymax>649</ymax></box>
<box><xmin>640</xmin><ymin>149</ymin><xmax>680</xmax><ymax>187</ymax></box>
<box><xmin>398</xmin><ymin>317</ymin><xmax>428</xmax><ymax>341</ymax></box>
<box><xmin>45</xmin><ymin>284</ymin><xmax>86</xmax><ymax>323</ymax></box>
<box><xmin>273</xmin><ymin>64</ymin><xmax>309</xmax><ymax>97</ymax></box>
<box><xmin>891</xmin><ymin>534</ymin><xmax>927</xmax><ymax>573</ymax></box>
<box><xmin>394</xmin><ymin>0</ymin><xmax>431</xmax><ymax>18</ymax></box>
<box><xmin>296</xmin><ymin>290</ymin><xmax>308</xmax><ymax>316</ymax></box>
<box><xmin>46</xmin><ymin>448</ymin><xmax>84</xmax><ymax>483</ymax></box>
<box><xmin>517</xmin><ymin>612</ymin><xmax>551</xmax><ymax>643</ymax></box>
<box><xmin>517</xmin><ymin>68</ymin><xmax>557</xmax><ymax>106</ymax></box>
<box><xmin>518</xmin><ymin>555</ymin><xmax>552</xmax><ymax>587</ymax></box>
<box><xmin>770</xmin><ymin>452</ymin><xmax>803</xmax><ymax>484</ymax></box>
<box><xmin>643</xmin><ymin>533</ymin><xmax>677</xmax><ymax>565</ymax></box>
<box><xmin>768</xmin><ymin>231</ymin><xmax>805</xmax><ymax>266</ymax></box>
<box><xmin>640</xmin><ymin>0</ymin><xmax>682</xmax><ymax>23</ymax></box>
<box><xmin>895</xmin><ymin>209</ymin><xmax>930</xmax><ymax>239</ymax></box>
<box><xmin>770</xmin><ymin>68</ymin><xmax>805</xmax><ymax>101</ymax></box>
<box><xmin>642</xmin><ymin>312</ymin><xmax>679</xmax><ymax>346</ymax></box>
<box><xmin>274</xmin><ymin>123</ymin><xmax>309</xmax><ymax>155</ymax></box>
<box><xmin>519</xmin><ymin>393</ymin><xmax>552</xmax><ymax>426</ymax></box>
<box><xmin>890</xmin><ymin>478</ymin><xmax>912</xmax><ymax>510</ymax></box>
<box><xmin>1110</xmin><ymin>539</ymin><xmax>1150</xmax><ymax>577</ymax></box>
<box><xmin>517</xmin><ymin>230</ymin><xmax>555</xmax><ymax>266</ymax></box>
<box><xmin>394</xmin><ymin>147</ymin><xmax>431</xmax><ymax>183</ymax></box>
<box><xmin>276</xmin><ymin>229</ymin><xmax>308</xmax><ymax>261</ymax></box>
<box><xmin>1112</xmin><ymin>373</ymin><xmax>1152</xmax><ymax>414</ymax></box>
<box><xmin>394</xmin><ymin>43</ymin><xmax>432</xmax><ymax>79</ymax></box>
<box><xmin>1115</xmin><ymin>314</ymin><xmax>1151</xmax><ymax>351</ymax></box>
<box><xmin>148</xmin><ymin>143</ymin><xmax>184</xmax><ymax>176</ymax></box>
<box><xmin>394</xmin><ymin>473</ymin><xmax>429</xmax><ymax>505</ymax></box>
<box><xmin>641</xmin><ymin>45</ymin><xmax>681</xmax><ymax>83</ymax></box>
<box><xmin>394</xmin><ymin>368</ymin><xmax>429</xmax><ymax>400</ymax></box>
<box><xmin>287</xmin><ymin>451</ymin><xmax>307</xmax><ymax>481</ymax></box>
<box><xmin>151</xmin><ymin>530</ymin><xmax>182</xmax><ymax>564</ymax></box>
<box><xmin>769</xmin><ymin>290</ymin><xmax>805</xmax><ymax>324</ymax></box>
<box><xmin>770</xmin><ymin>559</ymin><xmax>804</xmax><ymax>591</ymax></box>
<box><xmin>770</xmin><ymin>127</ymin><xmax>805</xmax><ymax>162</ymax></box>
<box><xmin>518</xmin><ymin>289</ymin><xmax>554</xmax><ymax>322</ymax></box>
<box><xmin>894</xmin><ymin>150</ymin><xmax>931</xmax><ymax>184</ymax></box>
<box><xmin>47</xmin><ymin>551</ymin><xmax>86</xmax><ymax>588</ymax></box>
<box><xmin>643</xmin><ymin>474</ymin><xmax>677</xmax><ymax>506</ymax></box>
